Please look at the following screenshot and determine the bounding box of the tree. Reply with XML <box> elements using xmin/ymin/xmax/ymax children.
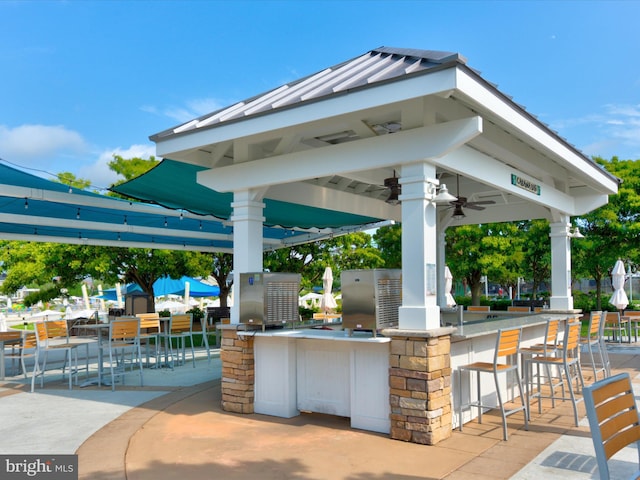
<box><xmin>55</xmin><ymin>172</ymin><xmax>92</xmax><ymax>190</ymax></box>
<box><xmin>573</xmin><ymin>157</ymin><xmax>640</xmax><ymax>309</ymax></box>
<box><xmin>373</xmin><ymin>223</ymin><xmax>402</xmax><ymax>268</ymax></box>
<box><xmin>208</xmin><ymin>252</ymin><xmax>233</xmax><ymax>308</ymax></box>
<box><xmin>445</xmin><ymin>223</ymin><xmax>523</xmax><ymax>305</ymax></box>
<box><xmin>520</xmin><ymin>220</ymin><xmax>551</xmax><ymax>300</ymax></box>
<box><xmin>108</xmin><ymin>155</ymin><xmax>159</xmax><ymax>184</ymax></box>
<box><xmin>263</xmin><ymin>232</ymin><xmax>384</xmax><ymax>292</ymax></box>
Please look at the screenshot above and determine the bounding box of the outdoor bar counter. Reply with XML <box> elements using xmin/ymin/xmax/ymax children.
<box><xmin>235</xmin><ymin>311</ymin><xmax>580</xmax><ymax>436</ymax></box>
<box><xmin>447</xmin><ymin>311</ymin><xmax>581</xmax><ymax>428</ymax></box>
<box><xmin>239</xmin><ymin>328</ymin><xmax>391</xmax><ymax>433</ymax></box>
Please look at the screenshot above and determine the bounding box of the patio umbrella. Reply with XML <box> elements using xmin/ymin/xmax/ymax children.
<box><xmin>320</xmin><ymin>267</ymin><xmax>337</xmax><ymax>313</ymax></box>
<box><xmin>444</xmin><ymin>266</ymin><xmax>457</xmax><ymax>307</ymax></box>
<box><xmin>610</xmin><ymin>258</ymin><xmax>629</xmax><ymax>310</ymax></box>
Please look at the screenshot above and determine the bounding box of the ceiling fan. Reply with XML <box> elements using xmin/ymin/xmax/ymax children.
<box><xmin>450</xmin><ymin>174</ymin><xmax>495</xmax><ymax>218</ymax></box>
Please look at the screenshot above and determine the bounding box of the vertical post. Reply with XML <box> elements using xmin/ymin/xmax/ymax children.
<box><xmin>549</xmin><ymin>220</ymin><xmax>574</xmax><ymax>310</ymax></box>
<box><xmin>231</xmin><ymin>189</ymin><xmax>265</xmax><ymax>324</ymax></box>
<box><xmin>398</xmin><ymin>162</ymin><xmax>440</xmax><ymax>330</ymax></box>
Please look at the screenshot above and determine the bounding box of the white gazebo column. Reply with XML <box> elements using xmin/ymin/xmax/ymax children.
<box><xmin>230</xmin><ymin>189</ymin><xmax>265</xmax><ymax>324</ymax></box>
<box><xmin>398</xmin><ymin>162</ymin><xmax>440</xmax><ymax>330</ymax></box>
<box><xmin>549</xmin><ymin>219</ymin><xmax>574</xmax><ymax>310</ymax></box>
<box><xmin>436</xmin><ymin>229</ymin><xmax>447</xmax><ymax>308</ymax></box>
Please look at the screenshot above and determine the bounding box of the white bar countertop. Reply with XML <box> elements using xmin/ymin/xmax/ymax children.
<box><xmin>450</xmin><ymin>312</ymin><xmax>581</xmax><ymax>340</ymax></box>
<box><xmin>237</xmin><ymin>328</ymin><xmax>391</xmax><ymax>343</ymax></box>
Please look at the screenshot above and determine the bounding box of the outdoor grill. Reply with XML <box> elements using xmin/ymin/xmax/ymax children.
<box><xmin>341</xmin><ymin>269</ymin><xmax>402</xmax><ymax>336</ymax></box>
<box><xmin>238</xmin><ymin>272</ymin><xmax>300</xmax><ymax>329</ymax></box>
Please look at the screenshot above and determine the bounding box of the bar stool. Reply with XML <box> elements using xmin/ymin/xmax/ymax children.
<box><xmin>580</xmin><ymin>311</ymin><xmax>610</xmax><ymax>381</ymax></box>
<box><xmin>458</xmin><ymin>327</ymin><xmax>528</xmax><ymax>441</ymax></box>
<box><xmin>520</xmin><ymin>317</ymin><xmax>561</xmax><ymax>416</ymax></box>
<box><xmin>526</xmin><ymin>320</ymin><xmax>584</xmax><ymax>426</ymax></box>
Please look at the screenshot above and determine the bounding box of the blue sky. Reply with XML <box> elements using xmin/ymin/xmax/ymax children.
<box><xmin>1</xmin><ymin>0</ymin><xmax>639</xmax><ymax>188</ymax></box>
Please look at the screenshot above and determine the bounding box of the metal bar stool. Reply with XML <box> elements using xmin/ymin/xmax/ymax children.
<box><xmin>526</xmin><ymin>320</ymin><xmax>585</xmax><ymax>426</ymax></box>
<box><xmin>580</xmin><ymin>311</ymin><xmax>610</xmax><ymax>381</ymax></box>
<box><xmin>458</xmin><ymin>327</ymin><xmax>528</xmax><ymax>441</ymax></box>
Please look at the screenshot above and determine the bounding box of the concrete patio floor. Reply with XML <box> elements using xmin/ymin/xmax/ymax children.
<box><xmin>0</xmin><ymin>344</ymin><xmax>638</xmax><ymax>479</ymax></box>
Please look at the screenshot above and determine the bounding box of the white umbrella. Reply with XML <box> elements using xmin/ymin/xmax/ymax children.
<box><xmin>320</xmin><ymin>267</ymin><xmax>337</xmax><ymax>313</ymax></box>
<box><xmin>28</xmin><ymin>309</ymin><xmax>64</xmax><ymax>320</ymax></box>
<box><xmin>444</xmin><ymin>266</ymin><xmax>457</xmax><ymax>307</ymax></box>
<box><xmin>610</xmin><ymin>259</ymin><xmax>629</xmax><ymax>310</ymax></box>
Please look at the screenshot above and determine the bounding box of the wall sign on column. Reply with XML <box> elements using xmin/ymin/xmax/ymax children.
<box><xmin>511</xmin><ymin>174</ymin><xmax>541</xmax><ymax>195</ymax></box>
<box><xmin>426</xmin><ymin>263</ymin><xmax>436</xmax><ymax>296</ymax></box>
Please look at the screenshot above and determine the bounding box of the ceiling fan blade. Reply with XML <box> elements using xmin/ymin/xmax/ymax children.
<box><xmin>465</xmin><ymin>204</ymin><xmax>486</xmax><ymax>211</ymax></box>
<box><xmin>468</xmin><ymin>200</ymin><xmax>496</xmax><ymax>206</ymax></box>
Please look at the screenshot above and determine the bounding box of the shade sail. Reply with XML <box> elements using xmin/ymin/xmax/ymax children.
<box><xmin>111</xmin><ymin>159</ymin><xmax>383</xmax><ymax>229</ymax></box>
<box><xmin>0</xmin><ymin>161</ymin><xmax>376</xmax><ymax>251</ymax></box>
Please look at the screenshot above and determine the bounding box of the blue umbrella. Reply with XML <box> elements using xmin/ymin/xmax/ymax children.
<box><xmin>153</xmin><ymin>276</ymin><xmax>220</xmax><ymax>298</ymax></box>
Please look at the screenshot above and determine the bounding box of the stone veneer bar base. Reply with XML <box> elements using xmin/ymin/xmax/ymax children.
<box><xmin>220</xmin><ymin>326</ymin><xmax>256</xmax><ymax>414</ymax></box>
<box><xmin>383</xmin><ymin>327</ymin><xmax>456</xmax><ymax>446</ymax></box>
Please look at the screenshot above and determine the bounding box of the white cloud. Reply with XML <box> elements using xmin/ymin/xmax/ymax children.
<box><xmin>142</xmin><ymin>97</ymin><xmax>227</xmax><ymax>124</ymax></box>
<box><xmin>77</xmin><ymin>144</ymin><xmax>157</xmax><ymax>189</ymax></box>
<box><xmin>0</xmin><ymin>124</ymin><xmax>87</xmax><ymax>164</ymax></box>
<box><xmin>551</xmin><ymin>103</ymin><xmax>640</xmax><ymax>159</ymax></box>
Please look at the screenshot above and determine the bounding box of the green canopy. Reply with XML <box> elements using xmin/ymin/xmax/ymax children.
<box><xmin>111</xmin><ymin>159</ymin><xmax>382</xmax><ymax>229</ymax></box>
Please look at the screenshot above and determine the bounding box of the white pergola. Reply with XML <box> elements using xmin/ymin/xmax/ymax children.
<box><xmin>151</xmin><ymin>47</ymin><xmax>618</xmax><ymax>329</ymax></box>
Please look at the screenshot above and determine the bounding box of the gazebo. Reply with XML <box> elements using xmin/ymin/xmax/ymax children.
<box><xmin>138</xmin><ymin>47</ymin><xmax>618</xmax><ymax>445</ymax></box>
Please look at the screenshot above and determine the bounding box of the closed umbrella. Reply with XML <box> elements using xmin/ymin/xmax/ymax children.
<box><xmin>610</xmin><ymin>259</ymin><xmax>629</xmax><ymax>310</ymax></box>
<box><xmin>444</xmin><ymin>266</ymin><xmax>457</xmax><ymax>307</ymax></box>
<box><xmin>320</xmin><ymin>267</ymin><xmax>337</xmax><ymax>313</ymax></box>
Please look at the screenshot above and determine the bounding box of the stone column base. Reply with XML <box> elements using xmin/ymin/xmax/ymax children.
<box><xmin>384</xmin><ymin>327</ymin><xmax>455</xmax><ymax>445</ymax></box>
<box><xmin>220</xmin><ymin>326</ymin><xmax>255</xmax><ymax>414</ymax></box>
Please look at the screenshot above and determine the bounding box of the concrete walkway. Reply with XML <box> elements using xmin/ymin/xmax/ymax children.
<box><xmin>0</xmin><ymin>345</ymin><xmax>638</xmax><ymax>479</ymax></box>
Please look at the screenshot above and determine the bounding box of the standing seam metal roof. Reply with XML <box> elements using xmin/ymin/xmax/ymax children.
<box><xmin>151</xmin><ymin>47</ymin><xmax>467</xmax><ymax>140</ymax></box>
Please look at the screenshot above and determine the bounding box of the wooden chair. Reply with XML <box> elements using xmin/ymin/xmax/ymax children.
<box><xmin>32</xmin><ymin>321</ymin><xmax>81</xmax><ymax>392</ymax></box>
<box><xmin>580</xmin><ymin>311</ymin><xmax>610</xmax><ymax>381</ymax></box>
<box><xmin>45</xmin><ymin>319</ymin><xmax>91</xmax><ymax>378</ymax></box>
<box><xmin>583</xmin><ymin>372</ymin><xmax>640</xmax><ymax>480</ymax></box>
<box><xmin>467</xmin><ymin>305</ymin><xmax>490</xmax><ymax>312</ymax></box>
<box><xmin>135</xmin><ymin>314</ymin><xmax>161</xmax><ymax>367</ymax></box>
<box><xmin>165</xmin><ymin>314</ymin><xmax>195</xmax><ymax>368</ymax></box>
<box><xmin>623</xmin><ymin>311</ymin><xmax>640</xmax><ymax>343</ymax></box>
<box><xmin>0</xmin><ymin>331</ymin><xmax>27</xmax><ymax>379</ymax></box>
<box><xmin>507</xmin><ymin>306</ymin><xmax>530</xmax><ymax>312</ymax></box>
<box><xmin>526</xmin><ymin>321</ymin><xmax>585</xmax><ymax>426</ymax></box>
<box><xmin>603</xmin><ymin>311</ymin><xmax>629</xmax><ymax>344</ymax></box>
<box><xmin>101</xmin><ymin>317</ymin><xmax>143</xmax><ymax>391</ymax></box>
<box><xmin>458</xmin><ymin>327</ymin><xmax>528</xmax><ymax>441</ymax></box>
<box><xmin>191</xmin><ymin>316</ymin><xmax>214</xmax><ymax>364</ymax></box>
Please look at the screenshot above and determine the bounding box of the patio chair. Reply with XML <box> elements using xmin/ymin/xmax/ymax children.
<box><xmin>101</xmin><ymin>317</ymin><xmax>143</xmax><ymax>391</ymax></box>
<box><xmin>32</xmin><ymin>321</ymin><xmax>81</xmax><ymax>392</ymax></box>
<box><xmin>603</xmin><ymin>311</ymin><xmax>629</xmax><ymax>344</ymax></box>
<box><xmin>583</xmin><ymin>372</ymin><xmax>640</xmax><ymax>480</ymax></box>
<box><xmin>580</xmin><ymin>311</ymin><xmax>610</xmax><ymax>381</ymax></box>
<box><xmin>526</xmin><ymin>320</ymin><xmax>585</xmax><ymax>426</ymax></box>
<box><xmin>458</xmin><ymin>327</ymin><xmax>528</xmax><ymax>441</ymax></box>
<box><xmin>45</xmin><ymin>319</ymin><xmax>92</xmax><ymax>378</ymax></box>
<box><xmin>135</xmin><ymin>314</ymin><xmax>161</xmax><ymax>367</ymax></box>
<box><xmin>165</xmin><ymin>313</ymin><xmax>195</xmax><ymax>368</ymax></box>
<box><xmin>623</xmin><ymin>311</ymin><xmax>640</xmax><ymax>343</ymax></box>
<box><xmin>191</xmin><ymin>316</ymin><xmax>214</xmax><ymax>364</ymax></box>
<box><xmin>0</xmin><ymin>331</ymin><xmax>28</xmax><ymax>379</ymax></box>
